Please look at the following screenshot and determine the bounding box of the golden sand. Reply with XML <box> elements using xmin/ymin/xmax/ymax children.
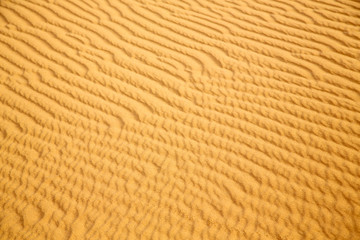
<box><xmin>0</xmin><ymin>0</ymin><xmax>360</xmax><ymax>239</ymax></box>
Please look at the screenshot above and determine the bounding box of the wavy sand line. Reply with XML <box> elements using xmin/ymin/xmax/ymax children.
<box><xmin>0</xmin><ymin>0</ymin><xmax>360</xmax><ymax>239</ymax></box>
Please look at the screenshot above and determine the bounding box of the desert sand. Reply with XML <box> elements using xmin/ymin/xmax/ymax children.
<box><xmin>0</xmin><ymin>0</ymin><xmax>360</xmax><ymax>239</ymax></box>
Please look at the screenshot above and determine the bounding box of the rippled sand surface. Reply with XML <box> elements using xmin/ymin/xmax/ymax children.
<box><xmin>1</xmin><ymin>0</ymin><xmax>360</xmax><ymax>239</ymax></box>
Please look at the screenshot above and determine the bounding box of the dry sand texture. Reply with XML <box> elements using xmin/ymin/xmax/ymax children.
<box><xmin>0</xmin><ymin>0</ymin><xmax>360</xmax><ymax>239</ymax></box>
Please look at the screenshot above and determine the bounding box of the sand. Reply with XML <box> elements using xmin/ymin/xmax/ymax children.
<box><xmin>0</xmin><ymin>0</ymin><xmax>359</xmax><ymax>239</ymax></box>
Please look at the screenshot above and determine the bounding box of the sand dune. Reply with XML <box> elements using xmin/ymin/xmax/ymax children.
<box><xmin>0</xmin><ymin>0</ymin><xmax>359</xmax><ymax>239</ymax></box>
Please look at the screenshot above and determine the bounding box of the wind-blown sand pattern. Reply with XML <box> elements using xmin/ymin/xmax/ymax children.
<box><xmin>0</xmin><ymin>0</ymin><xmax>360</xmax><ymax>239</ymax></box>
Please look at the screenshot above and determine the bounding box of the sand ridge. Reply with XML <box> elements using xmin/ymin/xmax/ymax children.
<box><xmin>0</xmin><ymin>0</ymin><xmax>360</xmax><ymax>239</ymax></box>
